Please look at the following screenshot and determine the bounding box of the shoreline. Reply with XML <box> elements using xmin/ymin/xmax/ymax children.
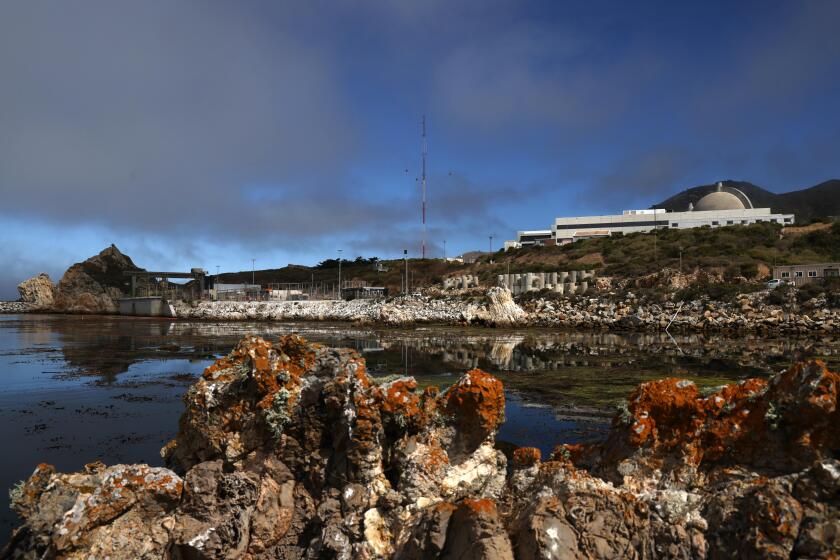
<box><xmin>5</xmin><ymin>334</ymin><xmax>839</xmax><ymax>558</ymax></box>
<box><xmin>3</xmin><ymin>290</ymin><xmax>839</xmax><ymax>335</ymax></box>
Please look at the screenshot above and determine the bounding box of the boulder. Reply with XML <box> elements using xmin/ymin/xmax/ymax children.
<box><xmin>16</xmin><ymin>273</ymin><xmax>56</xmax><ymax>308</ymax></box>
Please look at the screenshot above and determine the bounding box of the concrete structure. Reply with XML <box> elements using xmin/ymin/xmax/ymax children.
<box><xmin>505</xmin><ymin>182</ymin><xmax>795</xmax><ymax>248</ymax></box>
<box><xmin>497</xmin><ymin>270</ymin><xmax>595</xmax><ymax>295</ymax></box>
<box><xmin>123</xmin><ymin>268</ymin><xmax>207</xmax><ymax>298</ymax></box>
<box><xmin>213</xmin><ymin>283</ymin><xmax>261</xmax><ymax>301</ymax></box>
<box><xmin>340</xmin><ymin>286</ymin><xmax>388</xmax><ymax>300</ymax></box>
<box><xmin>773</xmin><ymin>263</ymin><xmax>840</xmax><ymax>287</ymax></box>
<box><xmin>510</xmin><ymin>230</ymin><xmax>553</xmax><ymax>248</ymax></box>
<box><xmin>267</xmin><ymin>288</ymin><xmax>307</xmax><ymax>301</ymax></box>
<box><xmin>460</xmin><ymin>251</ymin><xmax>490</xmax><ymax>264</ymax></box>
<box><xmin>443</xmin><ymin>275</ymin><xmax>480</xmax><ymax>290</ymax></box>
<box><xmin>118</xmin><ymin>296</ymin><xmax>176</xmax><ymax>317</ymax></box>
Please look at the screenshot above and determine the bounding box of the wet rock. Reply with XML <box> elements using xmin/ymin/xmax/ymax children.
<box><xmin>6</xmin><ymin>462</ymin><xmax>182</xmax><ymax>559</ymax></box>
<box><xmin>5</xmin><ymin>337</ymin><xmax>840</xmax><ymax>559</ymax></box>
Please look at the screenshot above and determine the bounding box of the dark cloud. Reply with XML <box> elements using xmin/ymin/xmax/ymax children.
<box><xmin>0</xmin><ymin>0</ymin><xmax>837</xmax><ymax>297</ymax></box>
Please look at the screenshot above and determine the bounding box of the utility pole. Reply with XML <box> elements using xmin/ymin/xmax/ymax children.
<box><xmin>337</xmin><ymin>249</ymin><xmax>342</xmax><ymax>299</ymax></box>
<box><xmin>653</xmin><ymin>209</ymin><xmax>658</xmax><ymax>264</ymax></box>
<box><xmin>404</xmin><ymin>249</ymin><xmax>409</xmax><ymax>294</ymax></box>
<box><xmin>443</xmin><ymin>239</ymin><xmax>447</xmax><ymax>260</ymax></box>
<box><xmin>251</xmin><ymin>259</ymin><xmax>255</xmax><ymax>285</ymax></box>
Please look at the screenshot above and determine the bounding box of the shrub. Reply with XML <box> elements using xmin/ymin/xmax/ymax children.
<box><xmin>796</xmin><ymin>282</ymin><xmax>825</xmax><ymax>303</ymax></box>
<box><xmin>766</xmin><ymin>286</ymin><xmax>794</xmax><ymax>305</ymax></box>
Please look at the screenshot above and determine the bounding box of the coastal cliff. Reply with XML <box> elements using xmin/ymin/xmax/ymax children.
<box><xmin>4</xmin><ymin>335</ymin><xmax>838</xmax><ymax>558</ymax></box>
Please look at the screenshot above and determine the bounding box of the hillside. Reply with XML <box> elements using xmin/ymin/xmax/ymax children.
<box><xmin>473</xmin><ymin>221</ymin><xmax>840</xmax><ymax>284</ymax></box>
<box><xmin>654</xmin><ymin>179</ymin><xmax>840</xmax><ymax>223</ymax></box>
<box><xmin>215</xmin><ymin>258</ymin><xmax>466</xmax><ymax>294</ymax></box>
<box><xmin>216</xmin><ymin>221</ymin><xmax>840</xmax><ymax>296</ymax></box>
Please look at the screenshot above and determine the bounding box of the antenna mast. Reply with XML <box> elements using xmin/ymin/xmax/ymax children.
<box><xmin>420</xmin><ymin>115</ymin><xmax>427</xmax><ymax>259</ymax></box>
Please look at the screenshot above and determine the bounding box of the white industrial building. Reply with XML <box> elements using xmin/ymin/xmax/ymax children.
<box><xmin>506</xmin><ymin>183</ymin><xmax>795</xmax><ymax>248</ymax></box>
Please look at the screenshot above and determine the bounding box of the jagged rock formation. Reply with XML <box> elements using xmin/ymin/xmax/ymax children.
<box><xmin>4</xmin><ymin>336</ymin><xmax>839</xmax><ymax>558</ymax></box>
<box><xmin>16</xmin><ymin>274</ymin><xmax>56</xmax><ymax>308</ymax></box>
<box><xmin>52</xmin><ymin>245</ymin><xmax>141</xmax><ymax>313</ymax></box>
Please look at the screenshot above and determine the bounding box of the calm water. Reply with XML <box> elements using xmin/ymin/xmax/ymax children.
<box><xmin>2</xmin><ymin>313</ymin><xmax>839</xmax><ymax>542</ymax></box>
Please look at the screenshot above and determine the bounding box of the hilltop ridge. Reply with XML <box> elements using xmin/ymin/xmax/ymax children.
<box><xmin>654</xmin><ymin>179</ymin><xmax>840</xmax><ymax>222</ymax></box>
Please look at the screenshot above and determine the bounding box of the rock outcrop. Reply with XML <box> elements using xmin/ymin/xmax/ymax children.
<box><xmin>5</xmin><ymin>336</ymin><xmax>840</xmax><ymax>558</ymax></box>
<box><xmin>16</xmin><ymin>274</ymin><xmax>56</xmax><ymax>308</ymax></box>
<box><xmin>52</xmin><ymin>245</ymin><xmax>141</xmax><ymax>313</ymax></box>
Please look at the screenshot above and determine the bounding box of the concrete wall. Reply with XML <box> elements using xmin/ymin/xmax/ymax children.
<box><xmin>497</xmin><ymin>270</ymin><xmax>595</xmax><ymax>295</ymax></box>
<box><xmin>119</xmin><ymin>297</ymin><xmax>168</xmax><ymax>316</ymax></box>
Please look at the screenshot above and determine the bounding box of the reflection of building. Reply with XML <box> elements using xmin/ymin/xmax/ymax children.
<box><xmin>505</xmin><ymin>182</ymin><xmax>795</xmax><ymax>249</ymax></box>
<box><xmin>773</xmin><ymin>263</ymin><xmax>840</xmax><ymax>286</ymax></box>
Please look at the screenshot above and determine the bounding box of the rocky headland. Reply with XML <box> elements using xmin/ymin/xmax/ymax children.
<box><xmin>4</xmin><ymin>335</ymin><xmax>838</xmax><ymax>558</ymax></box>
<box><xmin>1</xmin><ymin>245</ymin><xmax>141</xmax><ymax>316</ymax></box>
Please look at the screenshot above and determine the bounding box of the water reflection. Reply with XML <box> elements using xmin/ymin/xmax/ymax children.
<box><xmin>1</xmin><ymin>313</ymin><xmax>839</xmax><ymax>542</ymax></box>
<box><xmin>3</xmin><ymin>314</ymin><xmax>839</xmax><ymax>397</ymax></box>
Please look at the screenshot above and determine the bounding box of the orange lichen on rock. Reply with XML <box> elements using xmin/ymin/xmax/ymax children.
<box><xmin>512</xmin><ymin>447</ymin><xmax>541</xmax><ymax>468</ymax></box>
<box><xmin>622</xmin><ymin>377</ymin><xmax>702</xmax><ymax>448</ymax></box>
<box><xmin>444</xmin><ymin>369</ymin><xmax>505</xmax><ymax>443</ymax></box>
<box><xmin>461</xmin><ymin>498</ymin><xmax>498</xmax><ymax>516</ymax></box>
<box><xmin>377</xmin><ymin>378</ymin><xmax>423</xmax><ymax>420</ymax></box>
<box><xmin>600</xmin><ymin>360</ymin><xmax>840</xmax><ymax>476</ymax></box>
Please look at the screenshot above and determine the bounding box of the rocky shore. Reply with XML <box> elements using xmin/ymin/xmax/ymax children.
<box><xmin>5</xmin><ymin>335</ymin><xmax>839</xmax><ymax>558</ymax></box>
<box><xmin>172</xmin><ymin>287</ymin><xmax>840</xmax><ymax>333</ymax></box>
<box><xmin>0</xmin><ymin>302</ymin><xmax>37</xmax><ymax>314</ymax></box>
<box><xmin>5</xmin><ymin>284</ymin><xmax>839</xmax><ymax>335</ymax></box>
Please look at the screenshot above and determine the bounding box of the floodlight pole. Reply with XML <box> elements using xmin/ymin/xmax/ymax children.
<box><xmin>338</xmin><ymin>249</ymin><xmax>342</xmax><ymax>299</ymax></box>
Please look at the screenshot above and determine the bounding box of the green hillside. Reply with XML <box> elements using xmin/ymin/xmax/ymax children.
<box><xmin>215</xmin><ymin>222</ymin><xmax>840</xmax><ymax>298</ymax></box>
<box><xmin>482</xmin><ymin>221</ymin><xmax>840</xmax><ymax>282</ymax></box>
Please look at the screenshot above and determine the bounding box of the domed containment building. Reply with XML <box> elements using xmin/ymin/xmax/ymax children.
<box><xmin>505</xmin><ymin>181</ymin><xmax>795</xmax><ymax>248</ymax></box>
<box><xmin>693</xmin><ymin>183</ymin><xmax>753</xmax><ymax>211</ymax></box>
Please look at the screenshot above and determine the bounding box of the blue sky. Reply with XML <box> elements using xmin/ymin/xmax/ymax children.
<box><xmin>1</xmin><ymin>0</ymin><xmax>838</xmax><ymax>298</ymax></box>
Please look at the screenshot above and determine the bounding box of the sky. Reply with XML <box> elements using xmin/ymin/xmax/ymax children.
<box><xmin>1</xmin><ymin>0</ymin><xmax>839</xmax><ymax>298</ymax></box>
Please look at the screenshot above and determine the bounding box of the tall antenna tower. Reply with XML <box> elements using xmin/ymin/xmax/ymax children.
<box><xmin>420</xmin><ymin>115</ymin><xmax>428</xmax><ymax>259</ymax></box>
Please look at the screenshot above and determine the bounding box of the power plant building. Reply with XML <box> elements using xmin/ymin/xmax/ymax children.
<box><xmin>506</xmin><ymin>183</ymin><xmax>795</xmax><ymax>248</ymax></box>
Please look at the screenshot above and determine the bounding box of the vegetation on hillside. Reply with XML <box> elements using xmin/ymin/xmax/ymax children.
<box><xmin>480</xmin><ymin>221</ymin><xmax>840</xmax><ymax>281</ymax></box>
<box><xmin>217</xmin><ymin>222</ymin><xmax>840</xmax><ymax>303</ymax></box>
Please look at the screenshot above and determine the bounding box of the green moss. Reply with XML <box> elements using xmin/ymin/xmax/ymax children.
<box><xmin>8</xmin><ymin>480</ymin><xmax>25</xmax><ymax>508</ymax></box>
<box><xmin>264</xmin><ymin>388</ymin><xmax>292</xmax><ymax>439</ymax></box>
<box><xmin>764</xmin><ymin>401</ymin><xmax>782</xmax><ymax>430</ymax></box>
<box><xmin>616</xmin><ymin>401</ymin><xmax>634</xmax><ymax>426</ymax></box>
